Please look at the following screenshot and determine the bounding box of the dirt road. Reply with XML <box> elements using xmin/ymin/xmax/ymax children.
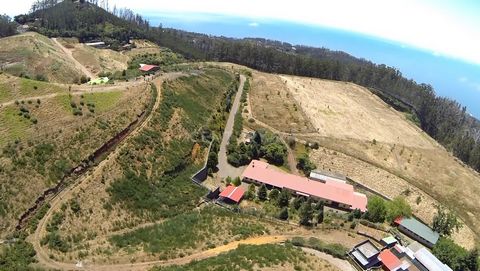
<box><xmin>52</xmin><ymin>38</ymin><xmax>96</xmax><ymax>79</ymax></box>
<box><xmin>28</xmin><ymin>72</ymin><xmax>184</xmax><ymax>271</ymax></box>
<box><xmin>0</xmin><ymin>80</ymin><xmax>146</xmax><ymax>108</ymax></box>
<box><xmin>217</xmin><ymin>74</ymin><xmax>246</xmax><ymax>179</ymax></box>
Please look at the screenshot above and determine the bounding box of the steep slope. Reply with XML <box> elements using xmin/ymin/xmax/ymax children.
<box><xmin>0</xmin><ymin>32</ymin><xmax>84</xmax><ymax>83</ymax></box>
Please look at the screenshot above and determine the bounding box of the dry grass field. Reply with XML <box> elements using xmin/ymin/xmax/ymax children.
<box><xmin>0</xmin><ymin>32</ymin><xmax>83</xmax><ymax>83</ymax></box>
<box><xmin>0</xmin><ymin>81</ymin><xmax>150</xmax><ymax>238</ymax></box>
<box><xmin>250</xmin><ymin>71</ymin><xmax>315</xmax><ymax>133</ymax></box>
<box><xmin>249</xmin><ymin>73</ymin><xmax>480</xmax><ymax>248</ymax></box>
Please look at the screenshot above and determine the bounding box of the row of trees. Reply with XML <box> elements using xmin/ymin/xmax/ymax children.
<box><xmin>249</xmin><ymin>184</ymin><xmax>324</xmax><ymax>226</ymax></box>
<box><xmin>227</xmin><ymin>130</ymin><xmax>287</xmax><ymax>167</ymax></box>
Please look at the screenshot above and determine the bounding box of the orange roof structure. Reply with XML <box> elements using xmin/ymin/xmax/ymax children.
<box><xmin>219</xmin><ymin>185</ymin><xmax>244</xmax><ymax>203</ymax></box>
<box><xmin>378</xmin><ymin>249</ymin><xmax>402</xmax><ymax>270</ymax></box>
<box><xmin>241</xmin><ymin>160</ymin><xmax>367</xmax><ymax>211</ymax></box>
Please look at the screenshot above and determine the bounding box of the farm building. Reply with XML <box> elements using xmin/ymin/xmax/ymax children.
<box><xmin>139</xmin><ymin>64</ymin><xmax>160</xmax><ymax>72</ymax></box>
<box><xmin>350</xmin><ymin>238</ymin><xmax>452</xmax><ymax>271</ymax></box>
<box><xmin>219</xmin><ymin>185</ymin><xmax>244</xmax><ymax>204</ymax></box>
<box><xmin>349</xmin><ymin>240</ymin><xmax>381</xmax><ymax>270</ymax></box>
<box><xmin>241</xmin><ymin>160</ymin><xmax>367</xmax><ymax>211</ymax></box>
<box><xmin>85</xmin><ymin>41</ymin><xmax>106</xmax><ymax>48</ymax></box>
<box><xmin>309</xmin><ymin>169</ymin><xmax>347</xmax><ymax>183</ymax></box>
<box><xmin>394</xmin><ymin>217</ymin><xmax>439</xmax><ymax>248</ymax></box>
<box><xmin>381</xmin><ymin>236</ymin><xmax>399</xmax><ymax>249</ymax></box>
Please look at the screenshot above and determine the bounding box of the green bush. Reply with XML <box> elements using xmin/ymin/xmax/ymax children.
<box><xmin>152</xmin><ymin>244</ymin><xmax>307</xmax><ymax>271</ymax></box>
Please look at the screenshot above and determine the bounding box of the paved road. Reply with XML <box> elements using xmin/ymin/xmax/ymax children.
<box><xmin>217</xmin><ymin>74</ymin><xmax>246</xmax><ymax>179</ymax></box>
<box><xmin>52</xmin><ymin>38</ymin><xmax>95</xmax><ymax>79</ymax></box>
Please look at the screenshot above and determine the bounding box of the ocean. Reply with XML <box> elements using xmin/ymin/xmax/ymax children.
<box><xmin>146</xmin><ymin>13</ymin><xmax>480</xmax><ymax>118</ymax></box>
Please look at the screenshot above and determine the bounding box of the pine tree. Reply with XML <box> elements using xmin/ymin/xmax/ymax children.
<box><xmin>257</xmin><ymin>184</ymin><xmax>267</xmax><ymax>201</ymax></box>
<box><xmin>277</xmin><ymin>189</ymin><xmax>290</xmax><ymax>208</ymax></box>
<box><xmin>278</xmin><ymin>207</ymin><xmax>289</xmax><ymax>220</ymax></box>
<box><xmin>299</xmin><ymin>201</ymin><xmax>313</xmax><ymax>226</ymax></box>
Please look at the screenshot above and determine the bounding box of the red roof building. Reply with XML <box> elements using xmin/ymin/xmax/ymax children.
<box><xmin>219</xmin><ymin>185</ymin><xmax>245</xmax><ymax>203</ymax></box>
<box><xmin>139</xmin><ymin>64</ymin><xmax>159</xmax><ymax>72</ymax></box>
<box><xmin>241</xmin><ymin>160</ymin><xmax>367</xmax><ymax>211</ymax></box>
<box><xmin>378</xmin><ymin>249</ymin><xmax>402</xmax><ymax>270</ymax></box>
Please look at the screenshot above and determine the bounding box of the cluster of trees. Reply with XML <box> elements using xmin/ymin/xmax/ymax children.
<box><xmin>227</xmin><ymin>130</ymin><xmax>287</xmax><ymax>167</ymax></box>
<box><xmin>250</xmin><ymin>184</ymin><xmax>325</xmax><ymax>226</ymax></box>
<box><xmin>365</xmin><ymin>196</ymin><xmax>412</xmax><ymax>223</ymax></box>
<box><xmin>432</xmin><ymin>206</ymin><xmax>462</xmax><ymax>237</ymax></box>
<box><xmin>432</xmin><ymin>238</ymin><xmax>478</xmax><ymax>271</ymax></box>
<box><xmin>0</xmin><ymin>15</ymin><xmax>17</xmax><ymax>38</ymax></box>
<box><xmin>16</xmin><ymin>0</ymin><xmax>151</xmax><ymax>48</ymax></box>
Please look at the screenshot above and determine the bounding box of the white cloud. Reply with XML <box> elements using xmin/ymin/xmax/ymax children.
<box><xmin>248</xmin><ymin>22</ymin><xmax>259</xmax><ymax>27</ymax></box>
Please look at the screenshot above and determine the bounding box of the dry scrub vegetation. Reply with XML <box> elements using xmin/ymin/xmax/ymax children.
<box><xmin>0</xmin><ymin>82</ymin><xmax>149</xmax><ymax>238</ymax></box>
<box><xmin>250</xmin><ymin>73</ymin><xmax>480</xmax><ymax>248</ymax></box>
<box><xmin>250</xmin><ymin>71</ymin><xmax>315</xmax><ymax>133</ymax></box>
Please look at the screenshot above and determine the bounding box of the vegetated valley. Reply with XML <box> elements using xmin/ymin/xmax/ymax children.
<box><xmin>0</xmin><ymin>1</ymin><xmax>479</xmax><ymax>271</ymax></box>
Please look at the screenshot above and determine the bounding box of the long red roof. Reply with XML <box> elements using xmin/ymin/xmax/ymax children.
<box><xmin>241</xmin><ymin>160</ymin><xmax>367</xmax><ymax>211</ymax></box>
<box><xmin>219</xmin><ymin>185</ymin><xmax>244</xmax><ymax>203</ymax></box>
